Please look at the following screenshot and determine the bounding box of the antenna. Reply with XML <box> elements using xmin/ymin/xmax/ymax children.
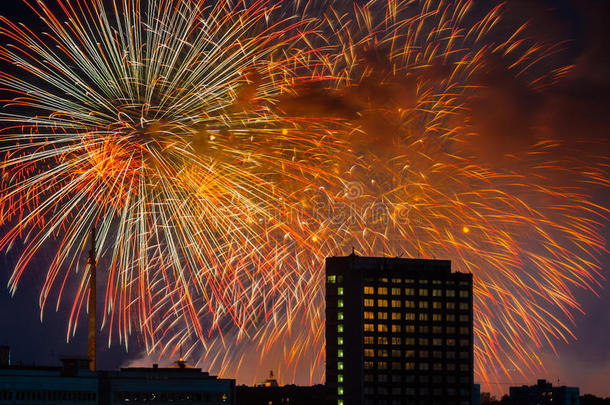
<box><xmin>87</xmin><ymin>226</ymin><xmax>97</xmax><ymax>372</ymax></box>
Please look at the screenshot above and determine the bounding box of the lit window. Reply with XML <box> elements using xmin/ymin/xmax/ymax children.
<box><xmin>419</xmin><ymin>289</ymin><xmax>428</xmax><ymax>296</ymax></box>
<box><xmin>432</xmin><ymin>289</ymin><xmax>442</xmax><ymax>297</ymax></box>
<box><xmin>364</xmin><ymin>336</ymin><xmax>374</xmax><ymax>344</ymax></box>
<box><xmin>405</xmin><ymin>350</ymin><xmax>415</xmax><ymax>358</ymax></box>
<box><xmin>391</xmin><ymin>312</ymin><xmax>401</xmax><ymax>320</ymax></box>
<box><xmin>391</xmin><ymin>288</ymin><xmax>401</xmax><ymax>295</ymax></box>
<box><xmin>405</xmin><ymin>338</ymin><xmax>415</xmax><ymax>345</ymax></box>
<box><xmin>364</xmin><ymin>299</ymin><xmax>374</xmax><ymax>307</ymax></box>
<box><xmin>338</xmin><ymin>300</ymin><xmax>344</xmax><ymax>308</ymax></box>
<box><xmin>364</xmin><ymin>349</ymin><xmax>374</xmax><ymax>357</ymax></box>
<box><xmin>392</xmin><ymin>278</ymin><xmax>402</xmax><ymax>284</ymax></box>
<box><xmin>391</xmin><ymin>325</ymin><xmax>401</xmax><ymax>333</ymax></box>
<box><xmin>377</xmin><ymin>324</ymin><xmax>388</xmax><ymax>333</ymax></box>
<box><xmin>338</xmin><ymin>400</ymin><xmax>344</xmax><ymax>405</ymax></box>
<box><xmin>432</xmin><ymin>326</ymin><xmax>442</xmax><ymax>334</ymax></box>
<box><xmin>377</xmin><ymin>287</ymin><xmax>388</xmax><ymax>295</ymax></box>
<box><xmin>459</xmin><ymin>327</ymin><xmax>469</xmax><ymax>335</ymax></box>
<box><xmin>338</xmin><ymin>374</ymin><xmax>344</xmax><ymax>383</ymax></box>
<box><xmin>391</xmin><ymin>337</ymin><xmax>402</xmax><ymax>345</ymax></box>
<box><xmin>418</xmin><ymin>301</ymin><xmax>428</xmax><ymax>309</ymax></box>
<box><xmin>338</xmin><ymin>387</ymin><xmax>344</xmax><ymax>395</ymax></box>
<box><xmin>405</xmin><ymin>279</ymin><xmax>415</xmax><ymax>284</ymax></box>
<box><xmin>405</xmin><ymin>325</ymin><xmax>415</xmax><ymax>333</ymax></box>
<box><xmin>392</xmin><ymin>349</ymin><xmax>401</xmax><ymax>357</ymax></box>
<box><xmin>364</xmin><ymin>324</ymin><xmax>374</xmax><ymax>332</ymax></box>
<box><xmin>447</xmin><ymin>339</ymin><xmax>456</xmax><ymax>346</ymax></box>
<box><xmin>363</xmin><ymin>286</ymin><xmax>374</xmax><ymax>294</ymax></box>
<box><xmin>432</xmin><ymin>280</ymin><xmax>442</xmax><ymax>285</ymax></box>
<box><xmin>377</xmin><ymin>312</ymin><xmax>388</xmax><ymax>320</ymax></box>
<box><xmin>405</xmin><ymin>288</ymin><xmax>415</xmax><ymax>295</ymax></box>
<box><xmin>338</xmin><ymin>312</ymin><xmax>344</xmax><ymax>321</ymax></box>
<box><xmin>377</xmin><ymin>299</ymin><xmax>388</xmax><ymax>307</ymax></box>
<box><xmin>405</xmin><ymin>300</ymin><xmax>415</xmax><ymax>308</ymax></box>
<box><xmin>432</xmin><ymin>301</ymin><xmax>442</xmax><ymax>309</ymax></box>
<box><xmin>338</xmin><ymin>287</ymin><xmax>344</xmax><ymax>295</ymax></box>
<box><xmin>459</xmin><ymin>303</ymin><xmax>469</xmax><ymax>310</ymax></box>
<box><xmin>364</xmin><ymin>361</ymin><xmax>374</xmax><ymax>369</ymax></box>
<box><xmin>337</xmin><ymin>325</ymin><xmax>344</xmax><ymax>333</ymax></box>
<box><xmin>327</xmin><ymin>275</ymin><xmax>336</xmax><ymax>283</ymax></box>
<box><xmin>338</xmin><ymin>349</ymin><xmax>344</xmax><ymax>357</ymax></box>
<box><xmin>378</xmin><ymin>349</ymin><xmax>388</xmax><ymax>357</ymax></box>
<box><xmin>405</xmin><ymin>313</ymin><xmax>415</xmax><ymax>320</ymax></box>
<box><xmin>377</xmin><ymin>336</ymin><xmax>388</xmax><ymax>345</ymax></box>
<box><xmin>446</xmin><ymin>314</ymin><xmax>456</xmax><ymax>321</ymax></box>
<box><xmin>418</xmin><ymin>313</ymin><xmax>428</xmax><ymax>321</ymax></box>
<box><xmin>432</xmin><ymin>314</ymin><xmax>442</xmax><ymax>322</ymax></box>
<box><xmin>420</xmin><ymin>279</ymin><xmax>429</xmax><ymax>284</ymax></box>
<box><xmin>446</xmin><ymin>302</ymin><xmax>455</xmax><ymax>309</ymax></box>
<box><xmin>338</xmin><ymin>362</ymin><xmax>344</xmax><ymax>370</ymax></box>
<box><xmin>378</xmin><ymin>362</ymin><xmax>388</xmax><ymax>370</ymax></box>
<box><xmin>338</xmin><ymin>337</ymin><xmax>344</xmax><ymax>345</ymax></box>
<box><xmin>433</xmin><ymin>338</ymin><xmax>442</xmax><ymax>346</ymax></box>
<box><xmin>391</xmin><ymin>300</ymin><xmax>401</xmax><ymax>308</ymax></box>
<box><xmin>405</xmin><ymin>362</ymin><xmax>415</xmax><ymax>370</ymax></box>
<box><xmin>459</xmin><ymin>290</ymin><xmax>469</xmax><ymax>298</ymax></box>
<box><xmin>364</xmin><ymin>311</ymin><xmax>374</xmax><ymax>319</ymax></box>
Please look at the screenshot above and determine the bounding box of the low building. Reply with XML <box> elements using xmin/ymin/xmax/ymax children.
<box><xmin>0</xmin><ymin>347</ymin><xmax>235</xmax><ymax>404</ymax></box>
<box><xmin>509</xmin><ymin>379</ymin><xmax>579</xmax><ymax>405</ymax></box>
<box><xmin>236</xmin><ymin>384</ymin><xmax>330</xmax><ymax>405</ymax></box>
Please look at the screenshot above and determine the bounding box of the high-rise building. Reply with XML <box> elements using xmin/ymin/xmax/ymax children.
<box><xmin>326</xmin><ymin>254</ymin><xmax>474</xmax><ymax>405</ymax></box>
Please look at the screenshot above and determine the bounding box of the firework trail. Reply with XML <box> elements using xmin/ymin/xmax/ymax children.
<box><xmin>0</xmin><ymin>0</ymin><xmax>607</xmax><ymax>389</ymax></box>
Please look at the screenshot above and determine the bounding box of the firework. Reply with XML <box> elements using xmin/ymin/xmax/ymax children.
<box><xmin>0</xmin><ymin>0</ymin><xmax>607</xmax><ymax>390</ymax></box>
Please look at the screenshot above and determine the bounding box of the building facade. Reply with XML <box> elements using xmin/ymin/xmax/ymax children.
<box><xmin>0</xmin><ymin>351</ymin><xmax>234</xmax><ymax>405</ymax></box>
<box><xmin>326</xmin><ymin>254</ymin><xmax>474</xmax><ymax>405</ymax></box>
<box><xmin>509</xmin><ymin>379</ymin><xmax>579</xmax><ymax>405</ymax></box>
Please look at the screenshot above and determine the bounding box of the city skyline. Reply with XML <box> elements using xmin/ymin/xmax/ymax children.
<box><xmin>0</xmin><ymin>0</ymin><xmax>608</xmax><ymax>400</ymax></box>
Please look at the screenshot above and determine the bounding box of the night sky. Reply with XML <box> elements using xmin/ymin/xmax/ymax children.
<box><xmin>0</xmin><ymin>0</ymin><xmax>608</xmax><ymax>398</ymax></box>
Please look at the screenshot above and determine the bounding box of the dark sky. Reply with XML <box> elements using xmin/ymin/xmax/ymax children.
<box><xmin>0</xmin><ymin>0</ymin><xmax>608</xmax><ymax>398</ymax></box>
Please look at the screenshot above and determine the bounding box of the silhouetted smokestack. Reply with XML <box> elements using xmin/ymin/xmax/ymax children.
<box><xmin>87</xmin><ymin>226</ymin><xmax>97</xmax><ymax>372</ymax></box>
<box><xmin>0</xmin><ymin>346</ymin><xmax>9</xmax><ymax>367</ymax></box>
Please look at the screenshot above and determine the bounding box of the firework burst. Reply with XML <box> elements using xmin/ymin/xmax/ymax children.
<box><xmin>0</xmin><ymin>0</ymin><xmax>607</xmax><ymax>390</ymax></box>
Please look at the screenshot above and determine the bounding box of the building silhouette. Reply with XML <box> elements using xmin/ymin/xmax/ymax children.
<box><xmin>326</xmin><ymin>254</ymin><xmax>474</xmax><ymax>405</ymax></box>
<box><xmin>0</xmin><ymin>347</ymin><xmax>234</xmax><ymax>404</ymax></box>
<box><xmin>509</xmin><ymin>379</ymin><xmax>579</xmax><ymax>405</ymax></box>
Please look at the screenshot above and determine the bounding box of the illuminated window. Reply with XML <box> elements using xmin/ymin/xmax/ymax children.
<box><xmin>391</xmin><ymin>325</ymin><xmax>401</xmax><ymax>333</ymax></box>
<box><xmin>377</xmin><ymin>299</ymin><xmax>388</xmax><ymax>307</ymax></box>
<box><xmin>405</xmin><ymin>325</ymin><xmax>415</xmax><ymax>333</ymax></box>
<box><xmin>364</xmin><ymin>336</ymin><xmax>374</xmax><ymax>344</ymax></box>
<box><xmin>405</xmin><ymin>279</ymin><xmax>415</xmax><ymax>284</ymax></box>
<box><xmin>432</xmin><ymin>301</ymin><xmax>442</xmax><ymax>309</ymax></box>
<box><xmin>338</xmin><ymin>374</ymin><xmax>344</xmax><ymax>383</ymax></box>
<box><xmin>364</xmin><ymin>349</ymin><xmax>374</xmax><ymax>357</ymax></box>
<box><xmin>433</xmin><ymin>338</ymin><xmax>442</xmax><ymax>346</ymax></box>
<box><xmin>405</xmin><ymin>288</ymin><xmax>415</xmax><ymax>295</ymax></box>
<box><xmin>364</xmin><ymin>362</ymin><xmax>374</xmax><ymax>370</ymax></box>
<box><xmin>363</xmin><ymin>286</ymin><xmax>374</xmax><ymax>294</ymax></box>
<box><xmin>391</xmin><ymin>337</ymin><xmax>402</xmax><ymax>345</ymax></box>
<box><xmin>364</xmin><ymin>299</ymin><xmax>374</xmax><ymax>307</ymax></box>
<box><xmin>405</xmin><ymin>300</ymin><xmax>415</xmax><ymax>308</ymax></box>
<box><xmin>377</xmin><ymin>312</ymin><xmax>388</xmax><ymax>320</ymax></box>
<box><xmin>378</xmin><ymin>362</ymin><xmax>388</xmax><ymax>370</ymax></box>
<box><xmin>432</xmin><ymin>289</ymin><xmax>442</xmax><ymax>297</ymax></box>
<box><xmin>338</xmin><ymin>362</ymin><xmax>344</xmax><ymax>370</ymax></box>
<box><xmin>432</xmin><ymin>280</ymin><xmax>442</xmax><ymax>285</ymax></box>
<box><xmin>338</xmin><ymin>387</ymin><xmax>343</xmax><ymax>395</ymax></box>
<box><xmin>418</xmin><ymin>325</ymin><xmax>429</xmax><ymax>333</ymax></box>
<box><xmin>405</xmin><ymin>350</ymin><xmax>415</xmax><ymax>358</ymax></box>
<box><xmin>338</xmin><ymin>400</ymin><xmax>344</xmax><ymax>405</ymax></box>
<box><xmin>446</xmin><ymin>302</ymin><xmax>455</xmax><ymax>309</ymax></box>
<box><xmin>432</xmin><ymin>314</ymin><xmax>442</xmax><ymax>322</ymax></box>
<box><xmin>391</xmin><ymin>288</ymin><xmax>401</xmax><ymax>295</ymax></box>
<box><xmin>377</xmin><ymin>337</ymin><xmax>388</xmax><ymax>345</ymax></box>
<box><xmin>418</xmin><ymin>301</ymin><xmax>428</xmax><ymax>309</ymax></box>
<box><xmin>338</xmin><ymin>287</ymin><xmax>344</xmax><ymax>295</ymax></box>
<box><xmin>391</xmin><ymin>312</ymin><xmax>401</xmax><ymax>320</ymax></box>
<box><xmin>392</xmin><ymin>278</ymin><xmax>402</xmax><ymax>284</ymax></box>
<box><xmin>338</xmin><ymin>337</ymin><xmax>344</xmax><ymax>345</ymax></box>
<box><xmin>405</xmin><ymin>338</ymin><xmax>415</xmax><ymax>345</ymax></box>
<box><xmin>338</xmin><ymin>349</ymin><xmax>344</xmax><ymax>358</ymax></box>
<box><xmin>391</xmin><ymin>300</ymin><xmax>401</xmax><ymax>308</ymax></box>
<box><xmin>338</xmin><ymin>312</ymin><xmax>344</xmax><ymax>321</ymax></box>
<box><xmin>338</xmin><ymin>300</ymin><xmax>344</xmax><ymax>308</ymax></box>
<box><xmin>447</xmin><ymin>339</ymin><xmax>456</xmax><ymax>346</ymax></box>
<box><xmin>364</xmin><ymin>311</ymin><xmax>374</xmax><ymax>319</ymax></box>
<box><xmin>459</xmin><ymin>327</ymin><xmax>469</xmax><ymax>335</ymax></box>
<box><xmin>459</xmin><ymin>303</ymin><xmax>469</xmax><ymax>310</ymax></box>
<box><xmin>392</xmin><ymin>362</ymin><xmax>401</xmax><ymax>370</ymax></box>
<box><xmin>377</xmin><ymin>287</ymin><xmax>388</xmax><ymax>295</ymax></box>
<box><xmin>364</xmin><ymin>324</ymin><xmax>374</xmax><ymax>332</ymax></box>
<box><xmin>405</xmin><ymin>313</ymin><xmax>415</xmax><ymax>320</ymax></box>
<box><xmin>337</xmin><ymin>325</ymin><xmax>344</xmax><ymax>333</ymax></box>
<box><xmin>419</xmin><ymin>279</ymin><xmax>429</xmax><ymax>284</ymax></box>
<box><xmin>459</xmin><ymin>290</ymin><xmax>469</xmax><ymax>298</ymax></box>
<box><xmin>459</xmin><ymin>281</ymin><xmax>469</xmax><ymax>286</ymax></box>
<box><xmin>418</xmin><ymin>313</ymin><xmax>428</xmax><ymax>321</ymax></box>
<box><xmin>327</xmin><ymin>275</ymin><xmax>336</xmax><ymax>283</ymax></box>
<box><xmin>405</xmin><ymin>362</ymin><xmax>415</xmax><ymax>370</ymax></box>
<box><xmin>418</xmin><ymin>289</ymin><xmax>428</xmax><ymax>296</ymax></box>
<box><xmin>378</xmin><ymin>349</ymin><xmax>388</xmax><ymax>357</ymax></box>
<box><xmin>377</xmin><ymin>324</ymin><xmax>388</xmax><ymax>333</ymax></box>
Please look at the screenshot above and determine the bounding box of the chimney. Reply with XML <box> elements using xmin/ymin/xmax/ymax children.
<box><xmin>0</xmin><ymin>346</ymin><xmax>9</xmax><ymax>367</ymax></box>
<box><xmin>87</xmin><ymin>226</ymin><xmax>97</xmax><ymax>372</ymax></box>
